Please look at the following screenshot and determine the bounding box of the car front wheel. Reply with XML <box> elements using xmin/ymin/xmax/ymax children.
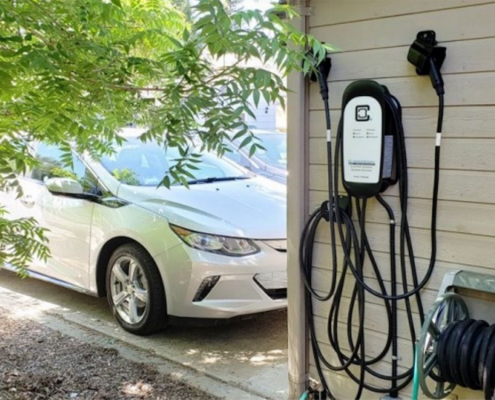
<box><xmin>106</xmin><ymin>243</ymin><xmax>167</xmax><ymax>335</ymax></box>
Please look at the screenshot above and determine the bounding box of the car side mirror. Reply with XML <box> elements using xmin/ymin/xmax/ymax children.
<box><xmin>45</xmin><ymin>177</ymin><xmax>84</xmax><ymax>196</ymax></box>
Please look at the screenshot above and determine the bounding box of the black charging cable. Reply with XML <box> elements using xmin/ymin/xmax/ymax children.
<box><xmin>328</xmin><ymin>92</ymin><xmax>420</xmax><ymax>396</ymax></box>
<box><xmin>300</xmin><ymin>31</ymin><xmax>446</xmax><ymax>400</ymax></box>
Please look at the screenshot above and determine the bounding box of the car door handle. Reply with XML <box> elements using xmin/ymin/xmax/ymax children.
<box><xmin>20</xmin><ymin>195</ymin><xmax>35</xmax><ymax>207</ymax></box>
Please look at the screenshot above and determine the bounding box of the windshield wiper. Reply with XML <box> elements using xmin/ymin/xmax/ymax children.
<box><xmin>187</xmin><ymin>176</ymin><xmax>250</xmax><ymax>185</ymax></box>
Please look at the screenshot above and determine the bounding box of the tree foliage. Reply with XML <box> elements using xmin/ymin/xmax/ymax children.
<box><xmin>0</xmin><ymin>0</ymin><xmax>331</xmax><ymax>272</ymax></box>
<box><xmin>112</xmin><ymin>168</ymin><xmax>140</xmax><ymax>186</ymax></box>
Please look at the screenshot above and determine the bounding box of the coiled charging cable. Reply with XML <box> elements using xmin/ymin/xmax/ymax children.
<box><xmin>300</xmin><ymin>74</ymin><xmax>445</xmax><ymax>398</ymax></box>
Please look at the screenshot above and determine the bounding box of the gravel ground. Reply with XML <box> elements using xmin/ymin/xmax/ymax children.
<box><xmin>0</xmin><ymin>309</ymin><xmax>217</xmax><ymax>400</ymax></box>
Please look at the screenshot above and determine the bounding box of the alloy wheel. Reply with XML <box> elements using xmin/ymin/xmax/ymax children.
<box><xmin>110</xmin><ymin>256</ymin><xmax>149</xmax><ymax>325</ymax></box>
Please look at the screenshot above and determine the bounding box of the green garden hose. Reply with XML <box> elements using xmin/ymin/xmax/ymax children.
<box><xmin>412</xmin><ymin>342</ymin><xmax>420</xmax><ymax>400</ymax></box>
<box><xmin>299</xmin><ymin>390</ymin><xmax>309</xmax><ymax>400</ymax></box>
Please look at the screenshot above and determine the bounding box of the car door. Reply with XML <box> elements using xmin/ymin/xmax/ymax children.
<box><xmin>23</xmin><ymin>144</ymin><xmax>97</xmax><ymax>289</ymax></box>
<box><xmin>16</xmin><ymin>144</ymin><xmax>59</xmax><ymax>275</ymax></box>
<box><xmin>0</xmin><ymin>178</ymin><xmax>20</xmax><ymax>221</ymax></box>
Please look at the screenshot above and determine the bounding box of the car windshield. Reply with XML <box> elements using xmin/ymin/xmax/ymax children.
<box><xmin>251</xmin><ymin>134</ymin><xmax>287</xmax><ymax>169</ymax></box>
<box><xmin>101</xmin><ymin>138</ymin><xmax>248</xmax><ymax>186</ymax></box>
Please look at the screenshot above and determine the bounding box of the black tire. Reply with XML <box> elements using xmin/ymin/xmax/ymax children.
<box><xmin>106</xmin><ymin>243</ymin><xmax>167</xmax><ymax>335</ymax></box>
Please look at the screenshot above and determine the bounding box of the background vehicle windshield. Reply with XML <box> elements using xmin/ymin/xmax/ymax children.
<box><xmin>250</xmin><ymin>134</ymin><xmax>286</xmax><ymax>169</ymax></box>
<box><xmin>101</xmin><ymin>138</ymin><xmax>248</xmax><ymax>186</ymax></box>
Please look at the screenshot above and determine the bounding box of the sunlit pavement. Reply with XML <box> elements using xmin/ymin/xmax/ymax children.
<box><xmin>0</xmin><ymin>270</ymin><xmax>288</xmax><ymax>400</ymax></box>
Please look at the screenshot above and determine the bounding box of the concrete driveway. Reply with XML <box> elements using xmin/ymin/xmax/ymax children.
<box><xmin>0</xmin><ymin>270</ymin><xmax>288</xmax><ymax>400</ymax></box>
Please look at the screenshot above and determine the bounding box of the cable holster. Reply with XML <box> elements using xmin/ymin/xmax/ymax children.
<box><xmin>407</xmin><ymin>30</ymin><xmax>446</xmax><ymax>95</ymax></box>
<box><xmin>306</xmin><ymin>47</ymin><xmax>332</xmax><ymax>100</ymax></box>
<box><xmin>320</xmin><ymin>195</ymin><xmax>352</xmax><ymax>222</ymax></box>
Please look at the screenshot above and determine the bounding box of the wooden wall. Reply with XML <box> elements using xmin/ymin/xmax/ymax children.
<box><xmin>303</xmin><ymin>1</ymin><xmax>495</xmax><ymax>398</ymax></box>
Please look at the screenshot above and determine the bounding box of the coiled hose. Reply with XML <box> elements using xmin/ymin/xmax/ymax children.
<box><xmin>435</xmin><ymin>319</ymin><xmax>495</xmax><ymax>399</ymax></box>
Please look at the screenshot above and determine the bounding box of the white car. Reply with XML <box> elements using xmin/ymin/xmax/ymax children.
<box><xmin>223</xmin><ymin>130</ymin><xmax>288</xmax><ymax>185</ymax></box>
<box><xmin>1</xmin><ymin>130</ymin><xmax>287</xmax><ymax>335</ymax></box>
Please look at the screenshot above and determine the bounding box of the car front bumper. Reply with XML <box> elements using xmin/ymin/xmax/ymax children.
<box><xmin>153</xmin><ymin>240</ymin><xmax>287</xmax><ymax>319</ymax></box>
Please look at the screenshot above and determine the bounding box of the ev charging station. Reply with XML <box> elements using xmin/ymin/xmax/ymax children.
<box><xmin>298</xmin><ymin>29</ymin><xmax>495</xmax><ymax>400</ymax></box>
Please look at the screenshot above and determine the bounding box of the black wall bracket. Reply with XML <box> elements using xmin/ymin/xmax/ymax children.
<box><xmin>305</xmin><ymin>47</ymin><xmax>332</xmax><ymax>100</ymax></box>
<box><xmin>408</xmin><ymin>30</ymin><xmax>446</xmax><ymax>75</ymax></box>
<box><xmin>408</xmin><ymin>30</ymin><xmax>446</xmax><ymax>95</ymax></box>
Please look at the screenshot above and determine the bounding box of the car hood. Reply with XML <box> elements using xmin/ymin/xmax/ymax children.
<box><xmin>117</xmin><ymin>177</ymin><xmax>287</xmax><ymax>239</ymax></box>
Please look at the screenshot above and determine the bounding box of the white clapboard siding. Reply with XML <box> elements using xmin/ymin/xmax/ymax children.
<box><xmin>310</xmin><ymin>72</ymin><xmax>495</xmax><ymax>110</ymax></box>
<box><xmin>311</xmin><ymin>266</ymin><xmax>438</xmax><ymax>314</ymax></box>
<box><xmin>309</xmin><ymin>241</ymin><xmax>495</xmax><ymax>291</ymax></box>
<box><xmin>309</xmin><ymin>165</ymin><xmax>495</xmax><ymax>205</ymax></box>
<box><xmin>308</xmin><ymin>364</ymin><xmax>409</xmax><ymax>400</ymax></box>
<box><xmin>300</xmin><ymin>1</ymin><xmax>495</xmax><ymax>398</ymax></box>
<box><xmin>308</xmin><ymin>341</ymin><xmax>410</xmax><ymax>388</ymax></box>
<box><xmin>308</xmin><ymin>363</ymin><xmax>468</xmax><ymax>400</ymax></box>
<box><xmin>310</xmin><ymin>137</ymin><xmax>495</xmax><ymax>172</ymax></box>
<box><xmin>309</xmin><ymin>340</ymin><xmax>413</xmax><ymax>379</ymax></box>
<box><xmin>309</xmin><ymin>191</ymin><xmax>495</xmax><ymax>237</ymax></box>
<box><xmin>310</xmin><ymin>107</ymin><xmax>495</xmax><ymax>139</ymax></box>
<box><xmin>309</xmin><ymin>0</ymin><xmax>493</xmax><ymax>27</ymax></box>
<box><xmin>311</xmin><ymin>296</ymin><xmax>422</xmax><ymax>341</ymax></box>
<box><xmin>313</xmin><ymin>221</ymin><xmax>495</xmax><ymax>269</ymax></box>
<box><xmin>311</xmin><ymin>2</ymin><xmax>495</xmax><ymax>52</ymax></box>
<box><xmin>312</xmin><ymin>318</ymin><xmax>415</xmax><ymax>367</ymax></box>
<box><xmin>326</xmin><ymin>37</ymin><xmax>495</xmax><ymax>83</ymax></box>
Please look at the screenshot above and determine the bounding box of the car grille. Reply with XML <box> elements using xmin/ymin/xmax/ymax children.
<box><xmin>254</xmin><ymin>272</ymin><xmax>287</xmax><ymax>300</ymax></box>
<box><xmin>263</xmin><ymin>240</ymin><xmax>287</xmax><ymax>253</ymax></box>
<box><xmin>262</xmin><ymin>287</ymin><xmax>287</xmax><ymax>300</ymax></box>
<box><xmin>193</xmin><ymin>276</ymin><xmax>220</xmax><ymax>302</ymax></box>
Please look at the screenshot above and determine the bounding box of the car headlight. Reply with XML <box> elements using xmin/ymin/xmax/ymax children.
<box><xmin>170</xmin><ymin>225</ymin><xmax>260</xmax><ymax>257</ymax></box>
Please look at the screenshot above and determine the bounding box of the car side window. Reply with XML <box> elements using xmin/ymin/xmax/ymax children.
<box><xmin>30</xmin><ymin>143</ymin><xmax>65</xmax><ymax>182</ymax></box>
<box><xmin>30</xmin><ymin>143</ymin><xmax>103</xmax><ymax>196</ymax></box>
<box><xmin>72</xmin><ymin>156</ymin><xmax>103</xmax><ymax>196</ymax></box>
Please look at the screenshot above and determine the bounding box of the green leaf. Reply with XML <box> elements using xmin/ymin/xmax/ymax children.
<box><xmin>0</xmin><ymin>49</ymin><xmax>17</xmax><ymax>58</ymax></box>
<box><xmin>239</xmin><ymin>136</ymin><xmax>252</xmax><ymax>149</ymax></box>
<box><xmin>232</xmin><ymin>127</ymin><xmax>248</xmax><ymax>142</ymax></box>
<box><xmin>111</xmin><ymin>0</ymin><xmax>122</xmax><ymax>8</ymax></box>
<box><xmin>0</xmin><ymin>36</ymin><xmax>22</xmax><ymax>43</ymax></box>
<box><xmin>183</xmin><ymin>29</ymin><xmax>190</xmax><ymax>41</ymax></box>
<box><xmin>0</xmin><ymin>70</ymin><xmax>13</xmax><ymax>87</ymax></box>
<box><xmin>167</xmin><ymin>35</ymin><xmax>182</xmax><ymax>48</ymax></box>
<box><xmin>243</xmin><ymin>106</ymin><xmax>256</xmax><ymax>120</ymax></box>
<box><xmin>249</xmin><ymin>144</ymin><xmax>257</xmax><ymax>157</ymax></box>
<box><xmin>253</xmin><ymin>89</ymin><xmax>260</xmax><ymax>107</ymax></box>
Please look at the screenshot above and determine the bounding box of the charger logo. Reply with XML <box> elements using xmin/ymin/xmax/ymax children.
<box><xmin>356</xmin><ymin>105</ymin><xmax>370</xmax><ymax>121</ymax></box>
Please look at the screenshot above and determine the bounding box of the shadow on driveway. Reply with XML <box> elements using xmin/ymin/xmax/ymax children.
<box><xmin>0</xmin><ymin>270</ymin><xmax>288</xmax><ymax>399</ymax></box>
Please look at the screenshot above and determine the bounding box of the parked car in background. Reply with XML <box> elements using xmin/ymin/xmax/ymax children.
<box><xmin>223</xmin><ymin>130</ymin><xmax>287</xmax><ymax>184</ymax></box>
<box><xmin>0</xmin><ymin>128</ymin><xmax>287</xmax><ymax>335</ymax></box>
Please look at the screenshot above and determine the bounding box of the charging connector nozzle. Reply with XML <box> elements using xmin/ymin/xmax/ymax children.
<box><xmin>305</xmin><ymin>48</ymin><xmax>332</xmax><ymax>100</ymax></box>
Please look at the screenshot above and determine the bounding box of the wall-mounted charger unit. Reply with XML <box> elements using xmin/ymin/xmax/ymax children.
<box><xmin>340</xmin><ymin>80</ymin><xmax>398</xmax><ymax>198</ymax></box>
<box><xmin>301</xmin><ymin>30</ymin><xmax>447</xmax><ymax>400</ymax></box>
